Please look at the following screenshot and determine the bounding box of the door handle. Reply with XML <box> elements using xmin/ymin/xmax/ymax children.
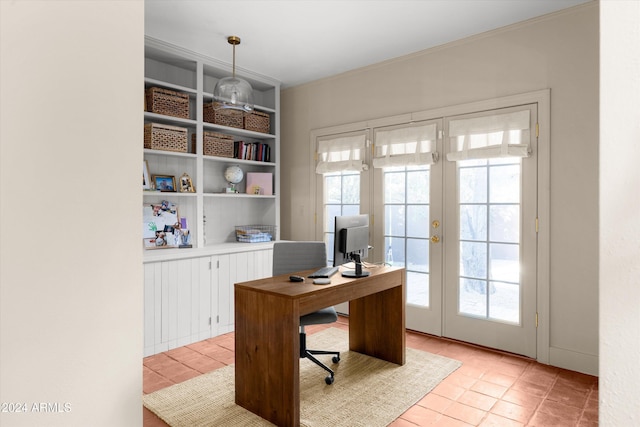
<box><xmin>430</xmin><ymin>235</ymin><xmax>440</xmax><ymax>244</ymax></box>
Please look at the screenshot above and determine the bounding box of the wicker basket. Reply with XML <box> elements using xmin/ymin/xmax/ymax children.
<box><xmin>191</xmin><ymin>132</ymin><xmax>234</xmax><ymax>158</ymax></box>
<box><xmin>203</xmin><ymin>102</ymin><xmax>244</xmax><ymax>129</ymax></box>
<box><xmin>145</xmin><ymin>87</ymin><xmax>190</xmax><ymax>119</ymax></box>
<box><xmin>235</xmin><ymin>225</ymin><xmax>276</xmax><ymax>243</ymax></box>
<box><xmin>244</xmin><ymin>110</ymin><xmax>270</xmax><ymax>134</ymax></box>
<box><xmin>144</xmin><ymin>123</ymin><xmax>188</xmax><ymax>153</ymax></box>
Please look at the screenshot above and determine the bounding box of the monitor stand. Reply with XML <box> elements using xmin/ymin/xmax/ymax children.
<box><xmin>341</xmin><ymin>254</ymin><xmax>370</xmax><ymax>278</ymax></box>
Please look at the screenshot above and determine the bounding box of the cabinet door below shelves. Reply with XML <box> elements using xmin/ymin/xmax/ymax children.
<box><xmin>144</xmin><ymin>262</ymin><xmax>163</xmax><ymax>357</ymax></box>
<box><xmin>224</xmin><ymin>249</ymin><xmax>273</xmax><ymax>333</ymax></box>
<box><xmin>158</xmin><ymin>258</ymin><xmax>214</xmax><ymax>352</ymax></box>
<box><xmin>213</xmin><ymin>254</ymin><xmax>232</xmax><ymax>335</ymax></box>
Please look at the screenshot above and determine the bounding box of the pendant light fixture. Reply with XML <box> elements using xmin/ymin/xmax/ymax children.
<box><xmin>213</xmin><ymin>36</ymin><xmax>254</xmax><ymax>112</ymax></box>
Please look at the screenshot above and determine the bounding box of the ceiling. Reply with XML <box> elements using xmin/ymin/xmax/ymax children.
<box><xmin>145</xmin><ymin>0</ymin><xmax>592</xmax><ymax>89</ymax></box>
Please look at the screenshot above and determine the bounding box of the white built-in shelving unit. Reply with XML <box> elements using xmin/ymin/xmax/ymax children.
<box><xmin>143</xmin><ymin>36</ymin><xmax>280</xmax><ymax>254</ymax></box>
<box><xmin>143</xmin><ymin>37</ymin><xmax>279</xmax><ymax>356</ymax></box>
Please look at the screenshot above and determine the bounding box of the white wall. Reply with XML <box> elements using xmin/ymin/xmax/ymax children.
<box><xmin>0</xmin><ymin>1</ymin><xmax>143</xmax><ymax>426</ymax></box>
<box><xmin>281</xmin><ymin>3</ymin><xmax>599</xmax><ymax>374</ymax></box>
<box><xmin>599</xmin><ymin>1</ymin><xmax>640</xmax><ymax>425</ymax></box>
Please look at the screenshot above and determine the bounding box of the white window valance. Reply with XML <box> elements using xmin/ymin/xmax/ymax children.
<box><xmin>372</xmin><ymin>122</ymin><xmax>438</xmax><ymax>168</ymax></box>
<box><xmin>315</xmin><ymin>132</ymin><xmax>367</xmax><ymax>174</ymax></box>
<box><xmin>447</xmin><ymin>109</ymin><xmax>531</xmax><ymax>161</ymax></box>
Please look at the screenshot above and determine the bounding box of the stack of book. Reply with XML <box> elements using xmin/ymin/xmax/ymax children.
<box><xmin>234</xmin><ymin>141</ymin><xmax>271</xmax><ymax>162</ymax></box>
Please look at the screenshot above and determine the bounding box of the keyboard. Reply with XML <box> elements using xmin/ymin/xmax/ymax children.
<box><xmin>308</xmin><ymin>265</ymin><xmax>339</xmax><ymax>279</ymax></box>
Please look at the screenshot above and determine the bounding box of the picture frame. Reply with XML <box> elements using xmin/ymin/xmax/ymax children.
<box><xmin>152</xmin><ymin>175</ymin><xmax>176</xmax><ymax>192</ymax></box>
<box><xmin>179</xmin><ymin>173</ymin><xmax>195</xmax><ymax>193</ymax></box>
<box><xmin>143</xmin><ymin>160</ymin><xmax>151</xmax><ymax>190</ymax></box>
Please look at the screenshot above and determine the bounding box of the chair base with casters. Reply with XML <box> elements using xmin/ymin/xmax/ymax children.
<box><xmin>273</xmin><ymin>241</ymin><xmax>341</xmax><ymax>384</ymax></box>
<box><xmin>300</xmin><ymin>307</ymin><xmax>340</xmax><ymax>385</ymax></box>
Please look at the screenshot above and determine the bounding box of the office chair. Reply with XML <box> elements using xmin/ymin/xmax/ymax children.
<box><xmin>272</xmin><ymin>241</ymin><xmax>341</xmax><ymax>385</ymax></box>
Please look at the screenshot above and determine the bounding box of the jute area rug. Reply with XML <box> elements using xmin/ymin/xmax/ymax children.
<box><xmin>143</xmin><ymin>327</ymin><xmax>461</xmax><ymax>427</ymax></box>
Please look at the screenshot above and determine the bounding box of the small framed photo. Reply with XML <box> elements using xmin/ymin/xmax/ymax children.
<box><xmin>152</xmin><ymin>175</ymin><xmax>176</xmax><ymax>192</ymax></box>
<box><xmin>179</xmin><ymin>173</ymin><xmax>195</xmax><ymax>193</ymax></box>
<box><xmin>143</xmin><ymin>161</ymin><xmax>151</xmax><ymax>190</ymax></box>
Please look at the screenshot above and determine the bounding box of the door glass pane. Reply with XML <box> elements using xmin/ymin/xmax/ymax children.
<box><xmin>407</xmin><ymin>168</ymin><xmax>429</xmax><ymax>203</ymax></box>
<box><xmin>384</xmin><ymin>169</ymin><xmax>405</xmax><ymax>203</ymax></box>
<box><xmin>489</xmin><ymin>205</ymin><xmax>520</xmax><ymax>243</ymax></box>
<box><xmin>325</xmin><ymin>175</ymin><xmax>342</xmax><ymax>203</ymax></box>
<box><xmin>342</xmin><ymin>174</ymin><xmax>360</xmax><ymax>204</ymax></box>
<box><xmin>385</xmin><ymin>205</ymin><xmax>405</xmax><ymax>236</ymax></box>
<box><xmin>457</xmin><ymin>158</ymin><xmax>522</xmax><ymax>325</ymax></box>
<box><xmin>459</xmin><ymin>166</ymin><xmax>487</xmax><ymax>203</ymax></box>
<box><xmin>489</xmin><ymin>282</ymin><xmax>519</xmax><ymax>323</ymax></box>
<box><xmin>384</xmin><ymin>165</ymin><xmax>430</xmax><ymax>308</ymax></box>
<box><xmin>460</xmin><ymin>241</ymin><xmax>487</xmax><ymax>279</ymax></box>
<box><xmin>384</xmin><ymin>236</ymin><xmax>405</xmax><ymax>266</ymax></box>
<box><xmin>459</xmin><ymin>278</ymin><xmax>488</xmax><ymax>317</ymax></box>
<box><xmin>407</xmin><ymin>238</ymin><xmax>428</xmax><ymax>273</ymax></box>
<box><xmin>490</xmin><ymin>243</ymin><xmax>519</xmax><ymax>283</ymax></box>
<box><xmin>460</xmin><ymin>205</ymin><xmax>487</xmax><ymax>241</ymax></box>
<box><xmin>489</xmin><ymin>163</ymin><xmax>520</xmax><ymax>203</ymax></box>
<box><xmin>407</xmin><ymin>271</ymin><xmax>429</xmax><ymax>306</ymax></box>
<box><xmin>407</xmin><ymin>205</ymin><xmax>429</xmax><ymax>238</ymax></box>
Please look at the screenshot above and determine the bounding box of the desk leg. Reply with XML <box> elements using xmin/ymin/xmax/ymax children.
<box><xmin>235</xmin><ymin>288</ymin><xmax>300</xmax><ymax>427</ymax></box>
<box><xmin>349</xmin><ymin>282</ymin><xmax>406</xmax><ymax>365</ymax></box>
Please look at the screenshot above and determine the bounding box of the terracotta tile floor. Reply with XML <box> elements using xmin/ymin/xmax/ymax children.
<box><xmin>143</xmin><ymin>317</ymin><xmax>598</xmax><ymax>426</ymax></box>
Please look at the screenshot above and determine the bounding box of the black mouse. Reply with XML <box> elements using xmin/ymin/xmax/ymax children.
<box><xmin>289</xmin><ymin>275</ymin><xmax>304</xmax><ymax>282</ymax></box>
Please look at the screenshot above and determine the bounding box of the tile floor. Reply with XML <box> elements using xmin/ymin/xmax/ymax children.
<box><xmin>143</xmin><ymin>316</ymin><xmax>598</xmax><ymax>426</ymax></box>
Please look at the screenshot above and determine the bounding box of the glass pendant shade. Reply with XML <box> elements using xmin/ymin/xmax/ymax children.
<box><xmin>213</xmin><ymin>35</ymin><xmax>254</xmax><ymax>112</ymax></box>
<box><xmin>213</xmin><ymin>76</ymin><xmax>254</xmax><ymax>112</ymax></box>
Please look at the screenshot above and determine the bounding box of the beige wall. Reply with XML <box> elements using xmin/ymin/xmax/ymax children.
<box><xmin>0</xmin><ymin>1</ymin><xmax>143</xmax><ymax>426</ymax></box>
<box><xmin>281</xmin><ymin>3</ymin><xmax>599</xmax><ymax>373</ymax></box>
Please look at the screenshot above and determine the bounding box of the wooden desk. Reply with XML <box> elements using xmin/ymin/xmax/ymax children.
<box><xmin>234</xmin><ymin>266</ymin><xmax>406</xmax><ymax>427</ymax></box>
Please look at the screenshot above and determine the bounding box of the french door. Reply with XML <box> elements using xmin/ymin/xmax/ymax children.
<box><xmin>376</xmin><ymin>119</ymin><xmax>444</xmax><ymax>336</ymax></box>
<box><xmin>442</xmin><ymin>104</ymin><xmax>538</xmax><ymax>358</ymax></box>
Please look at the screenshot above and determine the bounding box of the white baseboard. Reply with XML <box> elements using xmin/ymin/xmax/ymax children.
<box><xmin>549</xmin><ymin>346</ymin><xmax>599</xmax><ymax>376</ymax></box>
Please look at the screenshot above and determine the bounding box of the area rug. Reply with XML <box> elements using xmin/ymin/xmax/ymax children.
<box><xmin>143</xmin><ymin>328</ymin><xmax>461</xmax><ymax>427</ymax></box>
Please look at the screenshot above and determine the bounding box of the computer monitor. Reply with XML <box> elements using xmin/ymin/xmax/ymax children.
<box><xmin>333</xmin><ymin>214</ymin><xmax>370</xmax><ymax>278</ymax></box>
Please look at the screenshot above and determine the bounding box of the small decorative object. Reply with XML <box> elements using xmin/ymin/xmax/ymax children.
<box><xmin>178</xmin><ymin>229</ymin><xmax>192</xmax><ymax>248</ymax></box>
<box><xmin>153</xmin><ymin>175</ymin><xmax>176</xmax><ymax>192</ymax></box>
<box><xmin>179</xmin><ymin>173</ymin><xmax>195</xmax><ymax>193</ymax></box>
<box><xmin>143</xmin><ymin>160</ymin><xmax>152</xmax><ymax>190</ymax></box>
<box><xmin>224</xmin><ymin>165</ymin><xmax>243</xmax><ymax>193</ymax></box>
<box><xmin>169</xmin><ymin>220</ymin><xmax>192</xmax><ymax>248</ymax></box>
<box><xmin>246</xmin><ymin>172</ymin><xmax>273</xmax><ymax>195</ymax></box>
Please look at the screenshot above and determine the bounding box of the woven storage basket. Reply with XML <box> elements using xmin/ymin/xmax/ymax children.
<box><xmin>191</xmin><ymin>132</ymin><xmax>234</xmax><ymax>158</ymax></box>
<box><xmin>144</xmin><ymin>123</ymin><xmax>188</xmax><ymax>153</ymax></box>
<box><xmin>244</xmin><ymin>110</ymin><xmax>270</xmax><ymax>134</ymax></box>
<box><xmin>145</xmin><ymin>87</ymin><xmax>190</xmax><ymax>119</ymax></box>
<box><xmin>203</xmin><ymin>102</ymin><xmax>244</xmax><ymax>129</ymax></box>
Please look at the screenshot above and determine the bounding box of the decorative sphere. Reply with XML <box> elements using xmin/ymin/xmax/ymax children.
<box><xmin>224</xmin><ymin>165</ymin><xmax>243</xmax><ymax>184</ymax></box>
